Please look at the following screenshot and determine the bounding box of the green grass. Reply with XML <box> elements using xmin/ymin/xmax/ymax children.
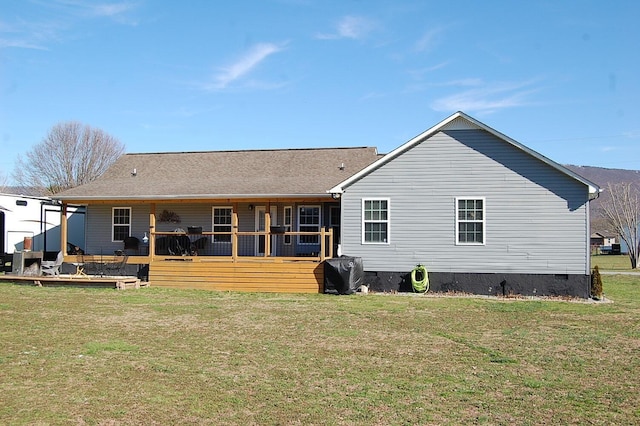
<box><xmin>0</xmin><ymin>277</ymin><xmax>639</xmax><ymax>425</ymax></box>
<box><xmin>592</xmin><ymin>254</ymin><xmax>636</xmax><ymax>271</ymax></box>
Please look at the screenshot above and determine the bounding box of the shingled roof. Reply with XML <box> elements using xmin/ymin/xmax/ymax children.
<box><xmin>55</xmin><ymin>147</ymin><xmax>380</xmax><ymax>201</ymax></box>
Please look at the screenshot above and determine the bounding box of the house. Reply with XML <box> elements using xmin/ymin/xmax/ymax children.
<box><xmin>52</xmin><ymin>147</ymin><xmax>381</xmax><ymax>292</ymax></box>
<box><xmin>52</xmin><ymin>111</ymin><xmax>599</xmax><ymax>297</ymax></box>
<box><xmin>590</xmin><ymin>232</ymin><xmax>617</xmax><ymax>254</ymax></box>
<box><xmin>329</xmin><ymin>112</ymin><xmax>600</xmax><ymax>297</ymax></box>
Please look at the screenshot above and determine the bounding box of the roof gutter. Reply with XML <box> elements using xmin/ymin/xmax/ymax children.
<box><xmin>52</xmin><ymin>193</ymin><xmax>336</xmax><ymax>202</ymax></box>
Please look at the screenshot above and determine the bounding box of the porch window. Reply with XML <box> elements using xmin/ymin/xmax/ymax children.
<box><xmin>362</xmin><ymin>199</ymin><xmax>389</xmax><ymax>244</ymax></box>
<box><xmin>213</xmin><ymin>207</ymin><xmax>232</xmax><ymax>243</ymax></box>
<box><xmin>298</xmin><ymin>206</ymin><xmax>320</xmax><ymax>245</ymax></box>
<box><xmin>456</xmin><ymin>198</ymin><xmax>485</xmax><ymax>245</ymax></box>
<box><xmin>112</xmin><ymin>207</ymin><xmax>131</xmax><ymax>242</ymax></box>
<box><xmin>284</xmin><ymin>206</ymin><xmax>293</xmax><ymax>245</ymax></box>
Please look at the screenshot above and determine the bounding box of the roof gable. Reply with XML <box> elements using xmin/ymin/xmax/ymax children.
<box><xmin>329</xmin><ymin>111</ymin><xmax>600</xmax><ymax>196</ymax></box>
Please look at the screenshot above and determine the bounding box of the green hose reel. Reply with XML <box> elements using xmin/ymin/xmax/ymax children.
<box><xmin>411</xmin><ymin>264</ymin><xmax>429</xmax><ymax>293</ymax></box>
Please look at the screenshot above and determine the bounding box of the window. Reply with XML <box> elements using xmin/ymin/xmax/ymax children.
<box><xmin>112</xmin><ymin>207</ymin><xmax>131</xmax><ymax>242</ymax></box>
<box><xmin>284</xmin><ymin>206</ymin><xmax>293</xmax><ymax>245</ymax></box>
<box><xmin>213</xmin><ymin>207</ymin><xmax>232</xmax><ymax>243</ymax></box>
<box><xmin>362</xmin><ymin>199</ymin><xmax>389</xmax><ymax>244</ymax></box>
<box><xmin>456</xmin><ymin>198</ymin><xmax>485</xmax><ymax>244</ymax></box>
<box><xmin>298</xmin><ymin>206</ymin><xmax>320</xmax><ymax>245</ymax></box>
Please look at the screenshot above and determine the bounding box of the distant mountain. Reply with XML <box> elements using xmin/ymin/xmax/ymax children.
<box><xmin>565</xmin><ymin>165</ymin><xmax>640</xmax><ymax>235</ymax></box>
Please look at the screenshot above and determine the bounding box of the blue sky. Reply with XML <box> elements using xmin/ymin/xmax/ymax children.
<box><xmin>1</xmin><ymin>0</ymin><xmax>639</xmax><ymax>183</ymax></box>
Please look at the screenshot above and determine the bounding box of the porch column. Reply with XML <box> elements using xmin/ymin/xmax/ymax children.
<box><xmin>149</xmin><ymin>203</ymin><xmax>156</xmax><ymax>260</ymax></box>
<box><xmin>265</xmin><ymin>202</ymin><xmax>271</xmax><ymax>257</ymax></box>
<box><xmin>60</xmin><ymin>203</ymin><xmax>68</xmax><ymax>255</ymax></box>
<box><xmin>232</xmin><ymin>203</ymin><xmax>238</xmax><ymax>262</ymax></box>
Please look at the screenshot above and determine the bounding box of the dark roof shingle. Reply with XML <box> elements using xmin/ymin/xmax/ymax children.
<box><xmin>56</xmin><ymin>147</ymin><xmax>379</xmax><ymax>200</ymax></box>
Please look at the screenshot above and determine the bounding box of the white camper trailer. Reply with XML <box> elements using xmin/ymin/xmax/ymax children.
<box><xmin>0</xmin><ymin>193</ymin><xmax>85</xmax><ymax>271</ymax></box>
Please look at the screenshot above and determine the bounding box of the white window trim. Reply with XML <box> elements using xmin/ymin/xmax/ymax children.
<box><xmin>297</xmin><ymin>205</ymin><xmax>321</xmax><ymax>245</ymax></box>
<box><xmin>112</xmin><ymin>207</ymin><xmax>131</xmax><ymax>242</ymax></box>
<box><xmin>455</xmin><ymin>197</ymin><xmax>486</xmax><ymax>246</ymax></box>
<box><xmin>361</xmin><ymin>198</ymin><xmax>390</xmax><ymax>245</ymax></box>
<box><xmin>212</xmin><ymin>206</ymin><xmax>233</xmax><ymax>244</ymax></box>
<box><xmin>284</xmin><ymin>206</ymin><xmax>293</xmax><ymax>245</ymax></box>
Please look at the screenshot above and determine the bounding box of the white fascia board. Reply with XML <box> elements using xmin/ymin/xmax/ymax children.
<box><xmin>53</xmin><ymin>193</ymin><xmax>334</xmax><ymax>202</ymax></box>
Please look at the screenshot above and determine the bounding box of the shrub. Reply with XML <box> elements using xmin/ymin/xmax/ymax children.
<box><xmin>591</xmin><ymin>265</ymin><xmax>603</xmax><ymax>299</ymax></box>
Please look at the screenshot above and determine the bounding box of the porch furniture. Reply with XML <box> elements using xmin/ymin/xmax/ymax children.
<box><xmin>155</xmin><ymin>235</ymin><xmax>192</xmax><ymax>255</ymax></box>
<box><xmin>41</xmin><ymin>251</ymin><xmax>64</xmax><ymax>276</ymax></box>
<box><xmin>105</xmin><ymin>251</ymin><xmax>128</xmax><ymax>276</ymax></box>
<box><xmin>72</xmin><ymin>254</ymin><xmax>86</xmax><ymax>276</ymax></box>
<box><xmin>123</xmin><ymin>236</ymin><xmax>140</xmax><ymax>254</ymax></box>
<box><xmin>12</xmin><ymin>251</ymin><xmax>43</xmax><ymax>276</ymax></box>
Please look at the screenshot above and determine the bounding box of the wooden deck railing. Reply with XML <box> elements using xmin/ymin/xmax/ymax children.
<box><xmin>147</xmin><ymin>228</ymin><xmax>333</xmax><ymax>262</ymax></box>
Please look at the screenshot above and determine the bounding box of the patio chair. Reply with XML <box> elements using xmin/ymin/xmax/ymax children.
<box><xmin>72</xmin><ymin>254</ymin><xmax>86</xmax><ymax>276</ymax></box>
<box><xmin>105</xmin><ymin>251</ymin><xmax>128</xmax><ymax>276</ymax></box>
<box><xmin>41</xmin><ymin>251</ymin><xmax>64</xmax><ymax>276</ymax></box>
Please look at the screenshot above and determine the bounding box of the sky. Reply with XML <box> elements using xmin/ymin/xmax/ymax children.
<box><xmin>1</xmin><ymin>0</ymin><xmax>639</xmax><ymax>184</ymax></box>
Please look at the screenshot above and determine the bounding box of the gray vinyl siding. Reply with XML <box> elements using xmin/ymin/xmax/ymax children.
<box><xmin>340</xmin><ymin>129</ymin><xmax>590</xmax><ymax>275</ymax></box>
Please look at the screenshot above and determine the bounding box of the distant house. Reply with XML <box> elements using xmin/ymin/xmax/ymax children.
<box><xmin>329</xmin><ymin>112</ymin><xmax>600</xmax><ymax>297</ymax></box>
<box><xmin>590</xmin><ymin>232</ymin><xmax>617</xmax><ymax>253</ymax></box>
<box><xmin>52</xmin><ymin>111</ymin><xmax>600</xmax><ymax>297</ymax></box>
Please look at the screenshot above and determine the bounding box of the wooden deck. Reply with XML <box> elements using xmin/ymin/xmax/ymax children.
<box><xmin>148</xmin><ymin>258</ymin><xmax>324</xmax><ymax>293</ymax></box>
<box><xmin>0</xmin><ymin>274</ymin><xmax>146</xmax><ymax>290</ymax></box>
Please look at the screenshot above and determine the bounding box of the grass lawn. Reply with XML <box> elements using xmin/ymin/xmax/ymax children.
<box><xmin>0</xmin><ymin>277</ymin><xmax>639</xmax><ymax>425</ymax></box>
<box><xmin>591</xmin><ymin>254</ymin><xmax>636</xmax><ymax>271</ymax></box>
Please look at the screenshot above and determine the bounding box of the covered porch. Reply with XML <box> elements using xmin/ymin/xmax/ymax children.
<box><xmin>57</xmin><ymin>199</ymin><xmax>337</xmax><ymax>292</ymax></box>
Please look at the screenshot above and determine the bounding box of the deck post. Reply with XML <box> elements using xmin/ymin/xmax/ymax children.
<box><xmin>60</xmin><ymin>203</ymin><xmax>68</xmax><ymax>255</ymax></box>
<box><xmin>328</xmin><ymin>227</ymin><xmax>333</xmax><ymax>259</ymax></box>
<box><xmin>265</xmin><ymin>203</ymin><xmax>271</xmax><ymax>257</ymax></box>
<box><xmin>149</xmin><ymin>204</ymin><xmax>156</xmax><ymax>260</ymax></box>
<box><xmin>232</xmin><ymin>203</ymin><xmax>238</xmax><ymax>262</ymax></box>
<box><xmin>320</xmin><ymin>227</ymin><xmax>326</xmax><ymax>261</ymax></box>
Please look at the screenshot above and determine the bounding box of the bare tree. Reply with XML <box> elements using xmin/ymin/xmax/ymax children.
<box><xmin>13</xmin><ymin>121</ymin><xmax>125</xmax><ymax>194</ymax></box>
<box><xmin>0</xmin><ymin>170</ymin><xmax>8</xmax><ymax>193</ymax></box>
<box><xmin>600</xmin><ymin>182</ymin><xmax>640</xmax><ymax>269</ymax></box>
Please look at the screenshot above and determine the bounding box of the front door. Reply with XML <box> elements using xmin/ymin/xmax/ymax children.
<box><xmin>255</xmin><ymin>206</ymin><xmax>277</xmax><ymax>256</ymax></box>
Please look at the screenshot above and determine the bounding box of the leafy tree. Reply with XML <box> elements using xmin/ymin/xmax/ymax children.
<box><xmin>13</xmin><ymin>121</ymin><xmax>125</xmax><ymax>194</ymax></box>
<box><xmin>599</xmin><ymin>182</ymin><xmax>640</xmax><ymax>269</ymax></box>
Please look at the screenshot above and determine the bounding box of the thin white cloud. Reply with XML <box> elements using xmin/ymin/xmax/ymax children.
<box><xmin>431</xmin><ymin>79</ymin><xmax>541</xmax><ymax>114</ymax></box>
<box><xmin>204</xmin><ymin>42</ymin><xmax>288</xmax><ymax>91</ymax></box>
<box><xmin>316</xmin><ymin>15</ymin><xmax>376</xmax><ymax>40</ymax></box>
<box><xmin>622</xmin><ymin>130</ymin><xmax>640</xmax><ymax>139</ymax></box>
<box><xmin>407</xmin><ymin>61</ymin><xmax>451</xmax><ymax>80</ymax></box>
<box><xmin>52</xmin><ymin>0</ymin><xmax>135</xmax><ymax>17</ymax></box>
<box><xmin>0</xmin><ymin>1</ymin><xmax>138</xmax><ymax>50</ymax></box>
<box><xmin>0</xmin><ymin>18</ymin><xmax>63</xmax><ymax>50</ymax></box>
<box><xmin>54</xmin><ymin>0</ymin><xmax>139</xmax><ymax>25</ymax></box>
<box><xmin>0</xmin><ymin>38</ymin><xmax>48</xmax><ymax>50</ymax></box>
<box><xmin>415</xmin><ymin>27</ymin><xmax>445</xmax><ymax>52</ymax></box>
